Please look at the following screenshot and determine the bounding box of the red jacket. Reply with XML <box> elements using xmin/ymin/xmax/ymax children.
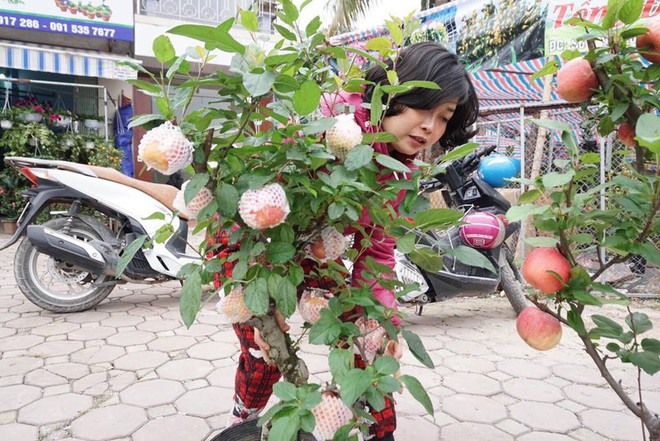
<box><xmin>322</xmin><ymin>91</ymin><xmax>418</xmax><ymax>326</ymax></box>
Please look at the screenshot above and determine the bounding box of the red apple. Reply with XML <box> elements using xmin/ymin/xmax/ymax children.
<box><xmin>516</xmin><ymin>307</ymin><xmax>562</xmax><ymax>351</ymax></box>
<box><xmin>556</xmin><ymin>58</ymin><xmax>599</xmax><ymax>103</ymax></box>
<box><xmin>617</xmin><ymin>122</ymin><xmax>636</xmax><ymax>147</ymax></box>
<box><xmin>637</xmin><ymin>15</ymin><xmax>660</xmax><ymax>64</ymax></box>
<box><xmin>522</xmin><ymin>247</ymin><xmax>572</xmax><ymax>294</ymax></box>
<box><xmin>309</xmin><ymin>239</ymin><xmax>327</xmax><ymax>260</ymax></box>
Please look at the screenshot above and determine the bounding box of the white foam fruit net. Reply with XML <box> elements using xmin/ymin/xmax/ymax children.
<box><xmin>311</xmin><ymin>393</ymin><xmax>353</xmax><ymax>441</ymax></box>
<box><xmin>355</xmin><ymin>317</ymin><xmax>387</xmax><ymax>364</ymax></box>
<box><xmin>238</xmin><ymin>183</ymin><xmax>290</xmax><ymax>230</ymax></box>
<box><xmin>307</xmin><ymin>226</ymin><xmax>348</xmax><ymax>262</ymax></box>
<box><xmin>298</xmin><ymin>289</ymin><xmax>332</xmax><ymax>324</ymax></box>
<box><xmin>172</xmin><ymin>181</ymin><xmax>213</xmax><ymax>220</ymax></box>
<box><xmin>216</xmin><ymin>285</ymin><xmax>252</xmax><ymax>324</ymax></box>
<box><xmin>325</xmin><ymin>114</ymin><xmax>362</xmax><ymax>162</ymax></box>
<box><xmin>137</xmin><ymin>121</ymin><xmax>194</xmax><ymax>175</ymax></box>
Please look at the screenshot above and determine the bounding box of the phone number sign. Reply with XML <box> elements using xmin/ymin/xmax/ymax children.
<box><xmin>0</xmin><ymin>0</ymin><xmax>134</xmax><ymax>42</ymax></box>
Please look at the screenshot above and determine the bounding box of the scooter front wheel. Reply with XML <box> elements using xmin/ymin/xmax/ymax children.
<box><xmin>500</xmin><ymin>245</ymin><xmax>528</xmax><ymax>315</ymax></box>
<box><xmin>14</xmin><ymin>216</ymin><xmax>116</xmax><ymax>313</ymax></box>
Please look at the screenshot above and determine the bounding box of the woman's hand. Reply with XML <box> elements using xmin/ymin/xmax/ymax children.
<box><xmin>253</xmin><ymin>310</ymin><xmax>290</xmax><ymax>362</ymax></box>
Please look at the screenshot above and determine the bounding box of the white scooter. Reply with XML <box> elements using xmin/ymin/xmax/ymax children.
<box><xmin>0</xmin><ymin>156</ymin><xmax>199</xmax><ymax>312</ymax></box>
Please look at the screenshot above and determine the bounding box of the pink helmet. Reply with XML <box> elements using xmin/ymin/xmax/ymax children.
<box><xmin>459</xmin><ymin>211</ymin><xmax>506</xmax><ymax>249</ymax></box>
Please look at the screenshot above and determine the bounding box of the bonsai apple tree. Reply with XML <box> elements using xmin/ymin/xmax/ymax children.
<box><xmin>119</xmin><ymin>2</ymin><xmax>493</xmax><ymax>440</ymax></box>
<box><xmin>510</xmin><ymin>2</ymin><xmax>660</xmax><ymax>439</ymax></box>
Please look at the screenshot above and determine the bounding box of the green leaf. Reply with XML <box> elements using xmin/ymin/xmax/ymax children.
<box><xmin>293</xmin><ymin>81</ymin><xmax>321</xmax><ymax>116</ymax></box>
<box><xmin>339</xmin><ymin>369</ymin><xmax>372</xmax><ymax>406</ymax></box>
<box><xmin>179</xmin><ymin>272</ymin><xmax>202</xmax><ymax>328</ymax></box>
<box><xmin>525</xmin><ymin>237</ymin><xmax>560</xmax><ymax>247</ymax></box>
<box><xmin>142</xmin><ymin>212</ymin><xmax>166</xmax><ymax>221</ymax></box>
<box><xmin>344</xmin><ymin>145</ymin><xmax>374</xmax><ymax>171</ymax></box>
<box><xmin>329</xmin><ymin>348</ymin><xmax>352</xmax><ymax>380</ymax></box>
<box><xmin>239</xmin><ymin>9</ymin><xmax>259</xmax><ymax>32</ymax></box>
<box><xmin>366</xmin><ymin>386</ymin><xmax>386</xmax><ymax>412</ymax></box>
<box><xmin>591</xmin><ymin>314</ymin><xmax>624</xmax><ymax>335</ymax></box>
<box><xmin>184</xmin><ymin>173</ymin><xmax>209</xmax><ymax>205</ymax></box>
<box><xmin>386</xmin><ymin>19</ymin><xmax>403</xmax><ymax>46</ymax></box>
<box><xmin>626</xmin><ymin>312</ymin><xmax>653</xmax><ymax>334</ymax></box>
<box><xmin>243</xmin><ymin>71</ymin><xmax>275</xmax><ymax>97</ymax></box>
<box><xmin>128</xmin><ymin>113</ymin><xmax>165</xmax><ymax>129</ymax></box>
<box><xmin>302</xmin><ymin>117</ymin><xmax>335</xmax><ymax>135</ymax></box>
<box><xmin>440</xmin><ymin>142</ymin><xmax>479</xmax><ymax>162</ymax></box>
<box><xmin>506</xmin><ymin>204</ymin><xmax>549</xmax><ymax>222</ymax></box>
<box><xmin>273</xmin><ymin>23</ymin><xmax>297</xmax><ymax>41</ymax></box>
<box><xmin>619</xmin><ymin>0</ymin><xmax>643</xmax><ymax>24</ymax></box>
<box><xmin>400</xmin><ymin>375</ymin><xmax>434</xmax><ymax>415</ymax></box>
<box><xmin>414</xmin><ymin>208</ymin><xmax>463</xmax><ymax>230</ymax></box>
<box><xmin>276</xmin><ymin>277</ymin><xmax>297</xmax><ymax>318</ymax></box>
<box><xmin>153</xmin><ymin>35</ymin><xmax>176</xmax><ymax>64</ymax></box>
<box><xmin>611</xmin><ymin>102</ymin><xmax>629</xmax><ymax>123</ymax></box>
<box><xmin>531</xmin><ymin>118</ymin><xmax>571</xmax><ymax>133</ymax></box>
<box><xmin>281</xmin><ymin>0</ymin><xmax>299</xmax><ymax>22</ymax></box>
<box><xmin>374</xmin><ymin>356</ymin><xmax>400</xmax><ymax>375</ymax></box>
<box><xmin>628</xmin><ymin>351</ymin><xmax>660</xmax><ymax>375</ymax></box>
<box><xmin>402</xmin><ymin>330</ymin><xmax>434</xmax><ymax>368</ymax></box>
<box><xmin>127</xmin><ymin>79</ymin><xmax>162</xmax><ymax>95</ymax></box>
<box><xmin>266</xmin><ymin>242</ymin><xmax>296</xmax><ymax>264</ymax></box>
<box><xmin>216</xmin><ymin>183</ymin><xmax>239</xmax><ymax>216</ymax></box>
<box><xmin>445</xmin><ymin>245</ymin><xmax>496</xmax><ymax>274</ymax></box>
<box><xmin>244</xmin><ymin>278</ymin><xmax>269</xmax><ymax>316</ymax></box>
<box><xmin>401</xmin><ymin>80</ymin><xmax>442</xmax><ymax>90</ymax></box>
<box><xmin>642</xmin><ymin>338</ymin><xmax>660</xmax><ymax>354</ymax></box>
<box><xmin>396</xmin><ymin>234</ymin><xmax>416</xmax><ymax>254</ymax></box>
<box><xmin>116</xmin><ymin>235</ymin><xmax>147</xmax><ymax>277</ymax></box>
<box><xmin>386</xmin><ymin>70</ymin><xmax>399</xmax><ymax>86</ymax></box>
<box><xmin>409</xmin><ymin>247</ymin><xmax>444</xmax><ymax>273</ymax></box>
<box><xmin>362</xmin><ymin>131</ymin><xmax>398</xmax><ymax>144</ymax></box>
<box><xmin>602</xmin><ymin>0</ymin><xmax>624</xmax><ymax>28</ymax></box>
<box><xmin>375</xmin><ymin>154</ymin><xmax>411</xmax><ymax>173</ymax></box>
<box><xmin>518</xmin><ymin>189</ymin><xmax>543</xmax><ymax>204</ymax></box>
<box><xmin>273</xmin><ymin>382</ymin><xmax>298</xmax><ymax>401</ymax></box>
<box><xmin>309</xmin><ymin>310</ymin><xmax>342</xmax><ymax>345</ymax></box>
<box><xmin>378</xmin><ymin>376</ymin><xmax>403</xmax><ymax>394</ymax></box>
<box><xmin>305</xmin><ymin>16</ymin><xmax>322</xmax><ymax>36</ymax></box>
<box><xmin>542</xmin><ymin>170</ymin><xmax>575</xmax><ymax>189</ymax></box>
<box><xmin>327</xmin><ymin>202</ymin><xmax>345</xmax><ymax>220</ymax></box>
<box><xmin>370</xmin><ymin>86</ymin><xmax>384</xmax><ymax>128</ymax></box>
<box><xmin>531</xmin><ymin>59</ymin><xmax>559</xmax><ymax>81</ymax></box>
<box><xmin>268</xmin><ymin>413</ymin><xmax>299</xmax><ymax>441</ymax></box>
<box><xmin>631</xmin><ymin>243</ymin><xmax>660</xmax><ymax>266</ymax></box>
<box><xmin>365</xmin><ymin>37</ymin><xmax>393</xmax><ymax>52</ymax></box>
<box><xmin>168</xmin><ymin>24</ymin><xmax>245</xmax><ymax>54</ymax></box>
<box><xmin>635</xmin><ymin>113</ymin><xmax>660</xmax><ymax>153</ymax></box>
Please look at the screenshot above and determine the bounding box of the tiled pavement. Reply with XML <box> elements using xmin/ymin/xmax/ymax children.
<box><xmin>1</xmin><ymin>232</ymin><xmax>659</xmax><ymax>441</ymax></box>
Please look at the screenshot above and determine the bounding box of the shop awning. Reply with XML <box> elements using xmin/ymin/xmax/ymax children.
<box><xmin>0</xmin><ymin>40</ymin><xmax>139</xmax><ymax>80</ymax></box>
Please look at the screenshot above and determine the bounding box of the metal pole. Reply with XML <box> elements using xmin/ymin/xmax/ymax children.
<box><xmin>496</xmin><ymin>122</ymin><xmax>501</xmax><ymax>148</ymax></box>
<box><xmin>518</xmin><ymin>106</ymin><xmax>527</xmax><ymax>260</ymax></box>
<box><xmin>599</xmin><ymin>136</ymin><xmax>609</xmax><ymax>264</ymax></box>
<box><xmin>1</xmin><ymin>77</ymin><xmax>106</xmax><ymax>90</ymax></box>
<box><xmin>103</xmin><ymin>88</ymin><xmax>109</xmax><ymax>142</ymax></box>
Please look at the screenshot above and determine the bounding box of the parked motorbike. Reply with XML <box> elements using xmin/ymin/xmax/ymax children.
<box><xmin>0</xmin><ymin>156</ymin><xmax>199</xmax><ymax>312</ymax></box>
<box><xmin>391</xmin><ymin>145</ymin><xmax>527</xmax><ymax>315</ymax></box>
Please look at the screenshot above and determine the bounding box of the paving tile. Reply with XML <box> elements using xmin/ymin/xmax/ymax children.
<box><xmin>17</xmin><ymin>393</ymin><xmax>93</xmax><ymax>425</ymax></box>
<box><xmin>136</xmin><ymin>319</ymin><xmax>181</xmax><ymax>332</ymax></box>
<box><xmin>113</xmin><ymin>351</ymin><xmax>169</xmax><ymax>371</ymax></box>
<box><xmin>502</xmin><ymin>378</ymin><xmax>563</xmax><ymax>402</ymax></box>
<box><xmin>65</xmin><ymin>311</ymin><xmax>111</xmax><ymax>324</ymax></box>
<box><xmin>441</xmin><ymin>422</ymin><xmax>513</xmax><ymax>440</ymax></box>
<box><xmin>67</xmin><ymin>326</ymin><xmax>117</xmax><ymax>341</ymax></box>
<box><xmin>44</xmin><ymin>363</ymin><xmax>90</xmax><ymax>380</ymax></box>
<box><xmin>147</xmin><ymin>336</ymin><xmax>197</xmax><ymax>352</ymax></box>
<box><xmin>563</xmin><ymin>383</ymin><xmax>625</xmax><ymax>410</ymax></box>
<box><xmin>0</xmin><ymin>335</ymin><xmax>44</xmax><ymax>351</ymax></box>
<box><xmin>24</xmin><ymin>369</ymin><xmax>68</xmax><ymax>387</ymax></box>
<box><xmin>509</xmin><ymin>402</ymin><xmax>580</xmax><ymax>432</ymax></box>
<box><xmin>441</xmin><ymin>394</ymin><xmax>507</xmax><ymax>423</ymax></box>
<box><xmin>0</xmin><ymin>356</ymin><xmax>44</xmax><ymax>377</ymax></box>
<box><xmin>580</xmin><ymin>408</ymin><xmax>644</xmax><ymax>441</ymax></box>
<box><xmin>394</xmin><ymin>415</ymin><xmax>441</xmax><ymax>440</ymax></box>
<box><xmin>0</xmin><ymin>327</ymin><xmax>17</xmax><ymax>338</ymax></box>
<box><xmin>0</xmin><ymin>423</ymin><xmax>38</xmax><ymax>441</ymax></box>
<box><xmin>147</xmin><ymin>404</ymin><xmax>177</xmax><ymax>419</ymax></box>
<box><xmin>442</xmin><ymin>355</ymin><xmax>496</xmax><ymax>374</ymax></box>
<box><xmin>0</xmin><ymin>385</ymin><xmax>41</xmax><ymax>412</ymax></box>
<box><xmin>120</xmin><ymin>379</ymin><xmax>185</xmax><ymax>407</ymax></box>
<box><xmin>175</xmin><ymin>324</ymin><xmax>216</xmax><ymax>337</ymax></box>
<box><xmin>133</xmin><ymin>414</ymin><xmax>210</xmax><ymax>441</ymax></box>
<box><xmin>186</xmin><ymin>341</ymin><xmax>236</xmax><ymax>360</ymax></box>
<box><xmin>443</xmin><ymin>372</ymin><xmax>501</xmax><ymax>395</ymax></box>
<box><xmin>100</xmin><ymin>315</ymin><xmax>144</xmax><ymax>327</ymax></box>
<box><xmin>175</xmin><ymin>387</ymin><xmax>233</xmax><ymax>417</ymax></box>
<box><xmin>517</xmin><ymin>432</ymin><xmax>576</xmax><ymax>440</ymax></box>
<box><xmin>443</xmin><ymin>339</ymin><xmax>491</xmax><ymax>356</ymax></box>
<box><xmin>495</xmin><ymin>419</ymin><xmax>529</xmax><ymax>436</ymax></box>
<box><xmin>156</xmin><ymin>359</ymin><xmax>214</xmax><ymax>381</ymax></box>
<box><xmin>32</xmin><ymin>322</ymin><xmax>81</xmax><ymax>336</ymax></box>
<box><xmin>70</xmin><ymin>404</ymin><xmax>147</xmax><ymax>441</ymax></box>
<box><xmin>28</xmin><ymin>341</ymin><xmax>84</xmax><ymax>357</ymax></box>
<box><xmin>552</xmin><ymin>363</ymin><xmax>607</xmax><ymax>385</ymax></box>
<box><xmin>70</xmin><ymin>346</ymin><xmax>126</xmax><ymax>365</ymax></box>
<box><xmin>107</xmin><ymin>331</ymin><xmax>156</xmax><ymax>346</ymax></box>
<box><xmin>5</xmin><ymin>316</ymin><xmax>53</xmax><ymax>328</ymax></box>
<box><xmin>497</xmin><ymin>358</ymin><xmax>551</xmax><ymax>379</ymax></box>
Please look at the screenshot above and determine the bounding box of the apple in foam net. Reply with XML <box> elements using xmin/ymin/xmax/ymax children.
<box><xmin>617</xmin><ymin>122</ymin><xmax>636</xmax><ymax>147</ymax></box>
<box><xmin>556</xmin><ymin>57</ymin><xmax>599</xmax><ymax>103</ymax></box>
<box><xmin>637</xmin><ymin>15</ymin><xmax>660</xmax><ymax>64</ymax></box>
<box><xmin>516</xmin><ymin>307</ymin><xmax>562</xmax><ymax>351</ymax></box>
<box><xmin>522</xmin><ymin>247</ymin><xmax>572</xmax><ymax>294</ymax></box>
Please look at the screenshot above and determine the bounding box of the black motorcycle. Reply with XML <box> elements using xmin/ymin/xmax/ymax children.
<box><xmin>397</xmin><ymin>145</ymin><xmax>527</xmax><ymax>315</ymax></box>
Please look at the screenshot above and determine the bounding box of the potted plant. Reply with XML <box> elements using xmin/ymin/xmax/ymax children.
<box><xmin>98</xmin><ymin>2</ymin><xmax>112</xmax><ymax>21</ymax></box>
<box><xmin>58</xmin><ymin>131</ymin><xmax>82</xmax><ymax>152</ymax></box>
<box><xmin>82</xmin><ymin>134</ymin><xmax>102</xmax><ymax>150</ymax></box>
<box><xmin>1</xmin><ymin>107</ymin><xmax>15</xmax><ymax>129</ymax></box>
<box><xmin>68</xmin><ymin>0</ymin><xmax>79</xmax><ymax>14</ymax></box>
<box><xmin>0</xmin><ymin>168</ymin><xmax>27</xmax><ymax>234</ymax></box>
<box><xmin>1</xmin><ymin>121</ymin><xmax>58</xmax><ymax>159</ymax></box>
<box><xmin>49</xmin><ymin>110</ymin><xmax>73</xmax><ymax>128</ymax></box>
<box><xmin>87</xmin><ymin>140</ymin><xmax>122</xmax><ymax>170</ymax></box>
<box><xmin>83</xmin><ymin>114</ymin><xmax>104</xmax><ymax>130</ymax></box>
<box><xmin>54</xmin><ymin>0</ymin><xmax>69</xmax><ymax>12</ymax></box>
<box><xmin>17</xmin><ymin>105</ymin><xmax>45</xmax><ymax>124</ymax></box>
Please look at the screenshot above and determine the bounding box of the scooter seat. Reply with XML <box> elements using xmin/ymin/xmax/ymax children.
<box><xmin>87</xmin><ymin>165</ymin><xmax>188</xmax><ymax>220</ymax></box>
<box><xmin>4</xmin><ymin>156</ymin><xmax>188</xmax><ymax>220</ymax></box>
